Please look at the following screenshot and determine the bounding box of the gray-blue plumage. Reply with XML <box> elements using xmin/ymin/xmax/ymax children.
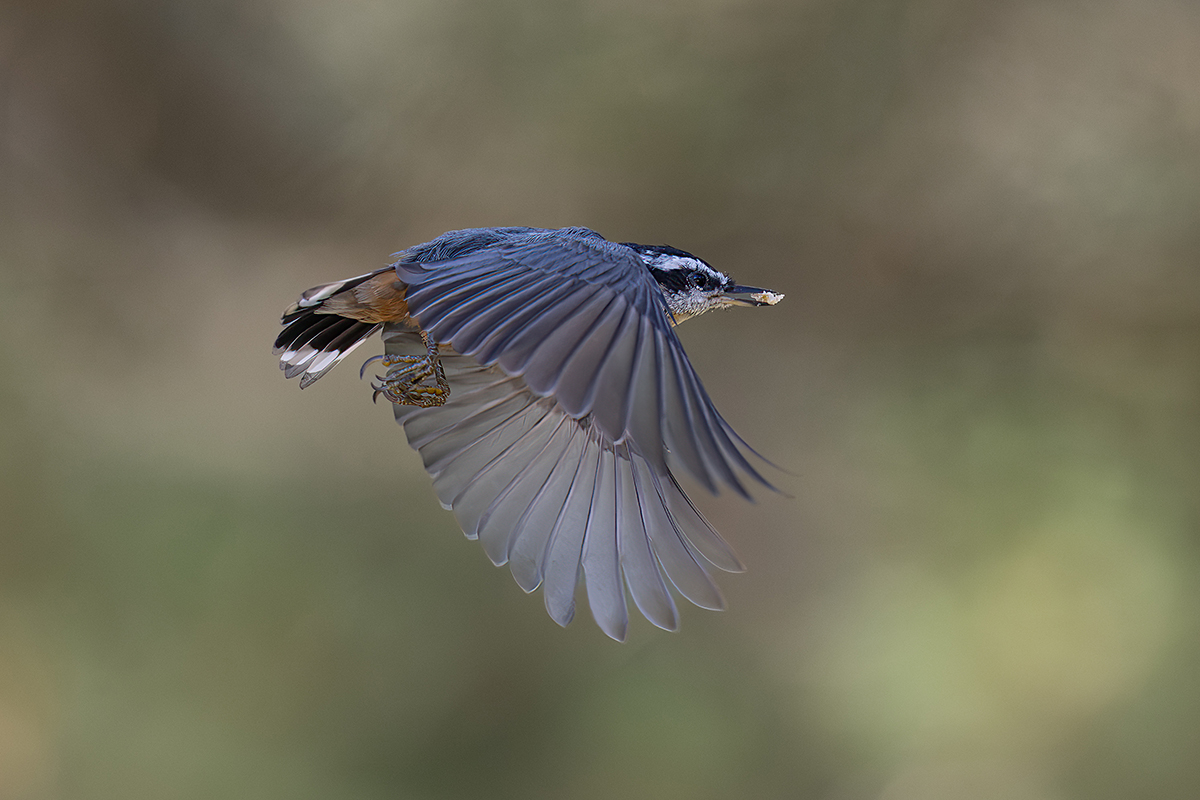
<box><xmin>277</xmin><ymin>226</ymin><xmax>780</xmax><ymax>640</ymax></box>
<box><xmin>387</xmin><ymin>227</ymin><xmax>772</xmax><ymax>639</ymax></box>
<box><xmin>394</xmin><ymin>228</ymin><xmax>770</xmax><ymax>495</ymax></box>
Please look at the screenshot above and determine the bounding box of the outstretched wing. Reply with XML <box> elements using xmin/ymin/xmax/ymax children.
<box><xmin>381</xmin><ymin>227</ymin><xmax>773</xmax><ymax>638</ymax></box>
<box><xmin>382</xmin><ymin>329</ymin><xmax>744</xmax><ymax>641</ymax></box>
<box><xmin>393</xmin><ymin>227</ymin><xmax>773</xmax><ymax>498</ymax></box>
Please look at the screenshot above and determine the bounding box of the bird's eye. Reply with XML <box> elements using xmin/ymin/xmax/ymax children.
<box><xmin>687</xmin><ymin>272</ymin><xmax>703</xmax><ymax>289</ymax></box>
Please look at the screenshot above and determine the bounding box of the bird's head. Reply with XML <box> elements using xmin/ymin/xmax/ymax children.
<box><xmin>622</xmin><ymin>243</ymin><xmax>784</xmax><ymax>324</ymax></box>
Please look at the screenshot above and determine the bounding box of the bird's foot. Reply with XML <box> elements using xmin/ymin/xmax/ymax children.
<box><xmin>370</xmin><ymin>332</ymin><xmax>449</xmax><ymax>408</ymax></box>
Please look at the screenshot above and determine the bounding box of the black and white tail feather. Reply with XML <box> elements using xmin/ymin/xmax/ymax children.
<box><xmin>273</xmin><ymin>267</ymin><xmax>391</xmax><ymax>388</ymax></box>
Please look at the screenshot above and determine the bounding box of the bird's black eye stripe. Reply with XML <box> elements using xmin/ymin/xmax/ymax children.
<box><xmin>647</xmin><ymin>266</ymin><xmax>693</xmax><ymax>292</ymax></box>
<box><xmin>649</xmin><ymin>266</ymin><xmax>722</xmax><ymax>293</ymax></box>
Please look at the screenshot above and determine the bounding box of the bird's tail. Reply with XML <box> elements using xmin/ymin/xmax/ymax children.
<box><xmin>273</xmin><ymin>269</ymin><xmax>389</xmax><ymax>388</ymax></box>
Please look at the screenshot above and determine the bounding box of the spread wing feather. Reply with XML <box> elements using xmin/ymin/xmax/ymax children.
<box><xmin>581</xmin><ymin>448</ymin><xmax>626</xmax><ymax>640</ymax></box>
<box><xmin>471</xmin><ymin>282</ymin><xmax>592</xmax><ymax>366</ymax></box>
<box><xmin>383</xmin><ymin>327</ymin><xmax>740</xmax><ymax>640</ymax></box>
<box><xmin>395</xmin><ymin>228</ymin><xmax>769</xmax><ymax>495</ymax></box>
<box><xmin>369</xmin><ymin>227</ymin><xmax>772</xmax><ymax>638</ymax></box>
<box><xmin>615</xmin><ymin>443</ymin><xmax>679</xmax><ymax>631</ymax></box>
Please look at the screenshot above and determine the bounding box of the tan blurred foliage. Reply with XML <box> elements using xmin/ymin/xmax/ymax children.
<box><xmin>2</xmin><ymin>1</ymin><xmax>1198</xmax><ymax>798</ymax></box>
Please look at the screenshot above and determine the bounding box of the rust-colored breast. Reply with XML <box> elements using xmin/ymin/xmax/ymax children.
<box><xmin>319</xmin><ymin>271</ymin><xmax>414</xmax><ymax>325</ymax></box>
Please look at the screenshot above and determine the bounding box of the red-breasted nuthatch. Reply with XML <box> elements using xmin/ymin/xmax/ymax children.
<box><xmin>274</xmin><ymin>226</ymin><xmax>783</xmax><ymax>640</ymax></box>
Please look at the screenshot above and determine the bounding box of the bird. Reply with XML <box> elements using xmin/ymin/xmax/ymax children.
<box><xmin>273</xmin><ymin>226</ymin><xmax>783</xmax><ymax>640</ymax></box>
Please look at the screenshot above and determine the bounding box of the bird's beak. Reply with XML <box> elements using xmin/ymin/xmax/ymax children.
<box><xmin>722</xmin><ymin>285</ymin><xmax>785</xmax><ymax>307</ymax></box>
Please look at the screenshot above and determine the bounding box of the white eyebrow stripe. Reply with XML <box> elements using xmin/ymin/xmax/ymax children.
<box><xmin>648</xmin><ymin>255</ymin><xmax>730</xmax><ymax>283</ymax></box>
<box><xmin>648</xmin><ymin>255</ymin><xmax>700</xmax><ymax>270</ymax></box>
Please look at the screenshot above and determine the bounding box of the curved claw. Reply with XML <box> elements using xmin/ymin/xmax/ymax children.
<box><xmin>360</xmin><ymin>354</ymin><xmax>388</xmax><ymax>379</ymax></box>
<box><xmin>364</xmin><ymin>330</ymin><xmax>451</xmax><ymax>408</ymax></box>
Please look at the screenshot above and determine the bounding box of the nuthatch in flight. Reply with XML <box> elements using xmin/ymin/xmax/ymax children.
<box><xmin>274</xmin><ymin>226</ymin><xmax>783</xmax><ymax>640</ymax></box>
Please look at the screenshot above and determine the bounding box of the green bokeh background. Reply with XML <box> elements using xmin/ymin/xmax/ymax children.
<box><xmin>3</xmin><ymin>1</ymin><xmax>1198</xmax><ymax>798</ymax></box>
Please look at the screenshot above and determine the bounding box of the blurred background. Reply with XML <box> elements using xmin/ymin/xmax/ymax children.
<box><xmin>2</xmin><ymin>0</ymin><xmax>1199</xmax><ymax>797</ymax></box>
